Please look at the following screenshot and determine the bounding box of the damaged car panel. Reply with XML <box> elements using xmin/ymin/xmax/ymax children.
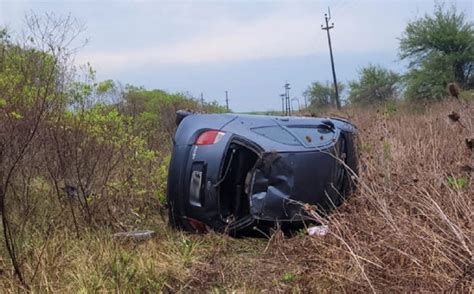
<box><xmin>166</xmin><ymin>112</ymin><xmax>358</xmax><ymax>233</ymax></box>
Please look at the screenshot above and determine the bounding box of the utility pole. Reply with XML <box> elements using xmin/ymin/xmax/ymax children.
<box><xmin>200</xmin><ymin>92</ymin><xmax>204</xmax><ymax>106</ymax></box>
<box><xmin>321</xmin><ymin>9</ymin><xmax>341</xmax><ymax>109</ymax></box>
<box><xmin>280</xmin><ymin>94</ymin><xmax>285</xmax><ymax>114</ymax></box>
<box><xmin>225</xmin><ymin>91</ymin><xmax>229</xmax><ymax>111</ymax></box>
<box><xmin>284</xmin><ymin>83</ymin><xmax>291</xmax><ymax>116</ymax></box>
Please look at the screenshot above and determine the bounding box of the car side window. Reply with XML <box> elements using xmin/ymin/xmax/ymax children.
<box><xmin>251</xmin><ymin>126</ymin><xmax>301</xmax><ymax>146</ymax></box>
<box><xmin>287</xmin><ymin>126</ymin><xmax>335</xmax><ymax>147</ymax></box>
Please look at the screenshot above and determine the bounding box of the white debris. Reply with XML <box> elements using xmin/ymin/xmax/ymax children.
<box><xmin>307</xmin><ymin>225</ymin><xmax>329</xmax><ymax>236</ymax></box>
<box><xmin>112</xmin><ymin>230</ymin><xmax>156</xmax><ymax>241</ymax></box>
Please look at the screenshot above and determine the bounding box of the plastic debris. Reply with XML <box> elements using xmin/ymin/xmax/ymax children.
<box><xmin>112</xmin><ymin>230</ymin><xmax>156</xmax><ymax>241</ymax></box>
<box><xmin>307</xmin><ymin>225</ymin><xmax>329</xmax><ymax>236</ymax></box>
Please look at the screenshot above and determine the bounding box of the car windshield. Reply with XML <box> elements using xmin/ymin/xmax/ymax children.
<box><xmin>251</xmin><ymin>126</ymin><xmax>301</xmax><ymax>146</ymax></box>
<box><xmin>287</xmin><ymin>126</ymin><xmax>335</xmax><ymax>147</ymax></box>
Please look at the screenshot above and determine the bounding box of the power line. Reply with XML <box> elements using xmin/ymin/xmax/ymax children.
<box><xmin>311</xmin><ymin>1</ymin><xmax>350</xmax><ymax>56</ymax></box>
<box><xmin>321</xmin><ymin>8</ymin><xmax>341</xmax><ymax>109</ymax></box>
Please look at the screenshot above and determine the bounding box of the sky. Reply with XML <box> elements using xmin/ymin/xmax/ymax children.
<box><xmin>0</xmin><ymin>0</ymin><xmax>473</xmax><ymax>112</ymax></box>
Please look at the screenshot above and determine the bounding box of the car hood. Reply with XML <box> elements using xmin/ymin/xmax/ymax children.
<box><xmin>249</xmin><ymin>148</ymin><xmax>343</xmax><ymax>221</ymax></box>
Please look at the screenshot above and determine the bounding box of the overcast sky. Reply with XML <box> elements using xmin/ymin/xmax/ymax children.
<box><xmin>1</xmin><ymin>0</ymin><xmax>473</xmax><ymax>111</ymax></box>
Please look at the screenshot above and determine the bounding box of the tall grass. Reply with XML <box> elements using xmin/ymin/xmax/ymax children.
<box><xmin>294</xmin><ymin>99</ymin><xmax>473</xmax><ymax>292</ymax></box>
<box><xmin>0</xmin><ymin>99</ymin><xmax>472</xmax><ymax>292</ymax></box>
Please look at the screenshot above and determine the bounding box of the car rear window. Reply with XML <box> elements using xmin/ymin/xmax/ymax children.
<box><xmin>287</xmin><ymin>126</ymin><xmax>335</xmax><ymax>147</ymax></box>
<box><xmin>251</xmin><ymin>126</ymin><xmax>301</xmax><ymax>146</ymax></box>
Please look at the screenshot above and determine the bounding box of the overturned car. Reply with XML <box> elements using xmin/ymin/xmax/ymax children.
<box><xmin>166</xmin><ymin>111</ymin><xmax>358</xmax><ymax>234</ymax></box>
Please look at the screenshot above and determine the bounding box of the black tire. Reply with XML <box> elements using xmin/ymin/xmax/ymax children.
<box><xmin>175</xmin><ymin>110</ymin><xmax>193</xmax><ymax>126</ymax></box>
<box><xmin>341</xmin><ymin>132</ymin><xmax>359</xmax><ymax>197</ymax></box>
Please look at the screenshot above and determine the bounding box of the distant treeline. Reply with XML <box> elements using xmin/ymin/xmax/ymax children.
<box><xmin>304</xmin><ymin>4</ymin><xmax>474</xmax><ymax>111</ymax></box>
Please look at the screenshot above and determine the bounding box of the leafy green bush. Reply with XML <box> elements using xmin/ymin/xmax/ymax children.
<box><xmin>400</xmin><ymin>4</ymin><xmax>474</xmax><ymax>100</ymax></box>
<box><xmin>348</xmin><ymin>65</ymin><xmax>400</xmax><ymax>105</ymax></box>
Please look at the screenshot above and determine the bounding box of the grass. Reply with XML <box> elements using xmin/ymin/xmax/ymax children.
<box><xmin>0</xmin><ymin>99</ymin><xmax>473</xmax><ymax>292</ymax></box>
<box><xmin>447</xmin><ymin>176</ymin><xmax>470</xmax><ymax>189</ymax></box>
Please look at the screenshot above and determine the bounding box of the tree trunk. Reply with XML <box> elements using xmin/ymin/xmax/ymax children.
<box><xmin>454</xmin><ymin>62</ymin><xmax>466</xmax><ymax>87</ymax></box>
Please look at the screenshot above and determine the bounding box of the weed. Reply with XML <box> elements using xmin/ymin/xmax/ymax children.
<box><xmin>382</xmin><ymin>140</ymin><xmax>392</xmax><ymax>161</ymax></box>
<box><xmin>383</xmin><ymin>100</ymin><xmax>398</xmax><ymax>117</ymax></box>
<box><xmin>282</xmin><ymin>272</ymin><xmax>297</xmax><ymax>283</ymax></box>
<box><xmin>447</xmin><ymin>176</ymin><xmax>469</xmax><ymax>189</ymax></box>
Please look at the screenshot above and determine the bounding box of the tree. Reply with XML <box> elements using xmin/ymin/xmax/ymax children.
<box><xmin>348</xmin><ymin>65</ymin><xmax>400</xmax><ymax>105</ymax></box>
<box><xmin>0</xmin><ymin>14</ymin><xmax>85</xmax><ymax>287</ymax></box>
<box><xmin>399</xmin><ymin>4</ymin><xmax>474</xmax><ymax>99</ymax></box>
<box><xmin>303</xmin><ymin>81</ymin><xmax>344</xmax><ymax>110</ymax></box>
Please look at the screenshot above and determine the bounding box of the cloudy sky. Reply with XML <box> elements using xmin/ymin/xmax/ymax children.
<box><xmin>1</xmin><ymin>0</ymin><xmax>472</xmax><ymax>111</ymax></box>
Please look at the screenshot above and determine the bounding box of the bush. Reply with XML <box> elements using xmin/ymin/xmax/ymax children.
<box><xmin>348</xmin><ymin>64</ymin><xmax>400</xmax><ymax>105</ymax></box>
<box><xmin>399</xmin><ymin>4</ymin><xmax>474</xmax><ymax>99</ymax></box>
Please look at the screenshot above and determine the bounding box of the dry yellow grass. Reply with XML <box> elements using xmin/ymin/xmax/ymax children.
<box><xmin>0</xmin><ymin>99</ymin><xmax>472</xmax><ymax>292</ymax></box>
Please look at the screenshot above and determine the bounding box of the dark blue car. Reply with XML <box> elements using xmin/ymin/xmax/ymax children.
<box><xmin>167</xmin><ymin>111</ymin><xmax>358</xmax><ymax>233</ymax></box>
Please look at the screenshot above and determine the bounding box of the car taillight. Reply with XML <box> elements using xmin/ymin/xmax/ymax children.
<box><xmin>195</xmin><ymin>130</ymin><xmax>225</xmax><ymax>145</ymax></box>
